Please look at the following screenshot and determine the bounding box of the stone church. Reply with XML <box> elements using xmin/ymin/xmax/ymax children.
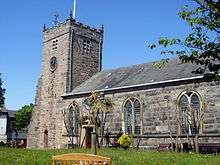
<box><xmin>27</xmin><ymin>13</ymin><xmax>220</xmax><ymax>149</ymax></box>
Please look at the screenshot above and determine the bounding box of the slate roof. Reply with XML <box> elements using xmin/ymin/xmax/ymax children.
<box><xmin>0</xmin><ymin>108</ymin><xmax>7</xmax><ymax>113</ymax></box>
<box><xmin>68</xmin><ymin>58</ymin><xmax>202</xmax><ymax>95</ymax></box>
<box><xmin>10</xmin><ymin>131</ymin><xmax>27</xmax><ymax>139</ymax></box>
<box><xmin>0</xmin><ymin>108</ymin><xmax>16</xmax><ymax>118</ymax></box>
<box><xmin>7</xmin><ymin>110</ymin><xmax>16</xmax><ymax>118</ymax></box>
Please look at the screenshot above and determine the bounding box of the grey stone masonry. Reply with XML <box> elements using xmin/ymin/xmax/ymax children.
<box><xmin>62</xmin><ymin>79</ymin><xmax>220</xmax><ymax>147</ymax></box>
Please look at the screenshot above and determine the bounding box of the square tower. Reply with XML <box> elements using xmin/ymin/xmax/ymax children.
<box><xmin>27</xmin><ymin>14</ymin><xmax>104</xmax><ymax>148</ymax></box>
<box><xmin>42</xmin><ymin>15</ymin><xmax>103</xmax><ymax>94</ymax></box>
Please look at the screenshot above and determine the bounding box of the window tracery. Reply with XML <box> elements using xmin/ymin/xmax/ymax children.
<box><xmin>178</xmin><ymin>91</ymin><xmax>202</xmax><ymax>135</ymax></box>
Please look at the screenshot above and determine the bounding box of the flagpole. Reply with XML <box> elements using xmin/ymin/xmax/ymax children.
<box><xmin>73</xmin><ymin>0</ymin><xmax>76</xmax><ymax>19</ymax></box>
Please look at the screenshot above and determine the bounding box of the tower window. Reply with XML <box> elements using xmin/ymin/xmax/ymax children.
<box><xmin>52</xmin><ymin>39</ymin><xmax>59</xmax><ymax>50</ymax></box>
<box><xmin>83</xmin><ymin>40</ymin><xmax>91</xmax><ymax>53</ymax></box>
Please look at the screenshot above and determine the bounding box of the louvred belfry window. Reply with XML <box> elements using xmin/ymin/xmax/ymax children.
<box><xmin>83</xmin><ymin>39</ymin><xmax>91</xmax><ymax>53</ymax></box>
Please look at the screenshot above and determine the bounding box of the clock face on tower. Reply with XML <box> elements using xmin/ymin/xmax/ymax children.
<box><xmin>50</xmin><ymin>56</ymin><xmax>57</xmax><ymax>71</ymax></box>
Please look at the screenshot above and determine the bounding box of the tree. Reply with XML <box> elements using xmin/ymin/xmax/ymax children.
<box><xmin>0</xmin><ymin>73</ymin><xmax>6</xmax><ymax>108</ymax></box>
<box><xmin>180</xmin><ymin>103</ymin><xmax>206</xmax><ymax>153</ymax></box>
<box><xmin>148</xmin><ymin>0</ymin><xmax>220</xmax><ymax>74</ymax></box>
<box><xmin>15</xmin><ymin>104</ymin><xmax>34</xmax><ymax>131</ymax></box>
<box><xmin>83</xmin><ymin>91</ymin><xmax>114</xmax><ymax>154</ymax></box>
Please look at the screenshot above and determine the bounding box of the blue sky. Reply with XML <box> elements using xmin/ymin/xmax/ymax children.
<box><xmin>0</xmin><ymin>0</ymin><xmax>191</xmax><ymax>110</ymax></box>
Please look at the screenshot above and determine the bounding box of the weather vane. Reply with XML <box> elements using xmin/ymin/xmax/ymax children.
<box><xmin>53</xmin><ymin>11</ymin><xmax>60</xmax><ymax>25</ymax></box>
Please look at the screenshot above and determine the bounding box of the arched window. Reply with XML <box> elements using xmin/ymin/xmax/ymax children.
<box><xmin>124</xmin><ymin>98</ymin><xmax>141</xmax><ymax>135</ymax></box>
<box><xmin>134</xmin><ymin>99</ymin><xmax>141</xmax><ymax>135</ymax></box>
<box><xmin>68</xmin><ymin>105</ymin><xmax>80</xmax><ymax>135</ymax></box>
<box><xmin>124</xmin><ymin>100</ymin><xmax>132</xmax><ymax>134</ymax></box>
<box><xmin>178</xmin><ymin>91</ymin><xmax>201</xmax><ymax>135</ymax></box>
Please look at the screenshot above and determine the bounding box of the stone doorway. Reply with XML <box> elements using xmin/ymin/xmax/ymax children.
<box><xmin>44</xmin><ymin>130</ymin><xmax>48</xmax><ymax>148</ymax></box>
<box><xmin>85</xmin><ymin>127</ymin><xmax>93</xmax><ymax>148</ymax></box>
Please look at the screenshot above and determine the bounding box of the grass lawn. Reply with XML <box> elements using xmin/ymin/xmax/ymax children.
<box><xmin>0</xmin><ymin>147</ymin><xmax>220</xmax><ymax>165</ymax></box>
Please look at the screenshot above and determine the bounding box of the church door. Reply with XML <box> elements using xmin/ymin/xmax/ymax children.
<box><xmin>85</xmin><ymin>127</ymin><xmax>93</xmax><ymax>148</ymax></box>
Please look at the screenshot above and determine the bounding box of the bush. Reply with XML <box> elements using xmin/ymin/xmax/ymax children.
<box><xmin>0</xmin><ymin>141</ymin><xmax>5</xmax><ymax>147</ymax></box>
<box><xmin>117</xmin><ymin>134</ymin><xmax>131</xmax><ymax>150</ymax></box>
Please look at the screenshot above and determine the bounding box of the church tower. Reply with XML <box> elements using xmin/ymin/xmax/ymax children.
<box><xmin>27</xmin><ymin>13</ymin><xmax>103</xmax><ymax>148</ymax></box>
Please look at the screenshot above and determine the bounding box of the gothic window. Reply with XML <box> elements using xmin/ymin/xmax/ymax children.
<box><xmin>124</xmin><ymin>100</ymin><xmax>132</xmax><ymax>134</ymax></box>
<box><xmin>178</xmin><ymin>91</ymin><xmax>201</xmax><ymax>135</ymax></box>
<box><xmin>134</xmin><ymin>99</ymin><xmax>141</xmax><ymax>135</ymax></box>
<box><xmin>68</xmin><ymin>105</ymin><xmax>80</xmax><ymax>135</ymax></box>
<box><xmin>83</xmin><ymin>39</ymin><xmax>91</xmax><ymax>53</ymax></box>
<box><xmin>124</xmin><ymin>98</ymin><xmax>142</xmax><ymax>135</ymax></box>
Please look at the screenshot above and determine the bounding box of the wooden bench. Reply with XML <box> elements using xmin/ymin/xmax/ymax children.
<box><xmin>199</xmin><ymin>143</ymin><xmax>220</xmax><ymax>154</ymax></box>
<box><xmin>52</xmin><ymin>153</ymin><xmax>111</xmax><ymax>165</ymax></box>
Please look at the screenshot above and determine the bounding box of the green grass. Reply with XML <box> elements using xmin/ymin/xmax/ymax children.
<box><xmin>0</xmin><ymin>147</ymin><xmax>220</xmax><ymax>165</ymax></box>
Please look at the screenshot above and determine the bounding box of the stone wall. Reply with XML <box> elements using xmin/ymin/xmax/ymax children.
<box><xmin>29</xmin><ymin>73</ymin><xmax>220</xmax><ymax>149</ymax></box>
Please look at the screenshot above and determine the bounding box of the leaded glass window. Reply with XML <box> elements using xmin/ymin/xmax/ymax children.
<box><xmin>134</xmin><ymin>99</ymin><xmax>141</xmax><ymax>135</ymax></box>
<box><xmin>179</xmin><ymin>95</ymin><xmax>190</xmax><ymax>134</ymax></box>
<box><xmin>179</xmin><ymin>91</ymin><xmax>201</xmax><ymax>135</ymax></box>
<box><xmin>124</xmin><ymin>100</ymin><xmax>132</xmax><ymax>134</ymax></box>
<box><xmin>69</xmin><ymin>105</ymin><xmax>80</xmax><ymax>135</ymax></box>
<box><xmin>124</xmin><ymin>98</ymin><xmax>142</xmax><ymax>135</ymax></box>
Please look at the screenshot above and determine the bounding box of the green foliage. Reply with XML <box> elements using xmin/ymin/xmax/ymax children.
<box><xmin>89</xmin><ymin>91</ymin><xmax>114</xmax><ymax>113</ymax></box>
<box><xmin>152</xmin><ymin>59</ymin><xmax>169</xmax><ymax>69</ymax></box>
<box><xmin>0</xmin><ymin>73</ymin><xmax>6</xmax><ymax>108</ymax></box>
<box><xmin>15</xmin><ymin>104</ymin><xmax>34</xmax><ymax>130</ymax></box>
<box><xmin>0</xmin><ymin>141</ymin><xmax>6</xmax><ymax>147</ymax></box>
<box><xmin>83</xmin><ymin>91</ymin><xmax>115</xmax><ymax>149</ymax></box>
<box><xmin>148</xmin><ymin>0</ymin><xmax>220</xmax><ymax>74</ymax></box>
<box><xmin>117</xmin><ymin>134</ymin><xmax>132</xmax><ymax>150</ymax></box>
